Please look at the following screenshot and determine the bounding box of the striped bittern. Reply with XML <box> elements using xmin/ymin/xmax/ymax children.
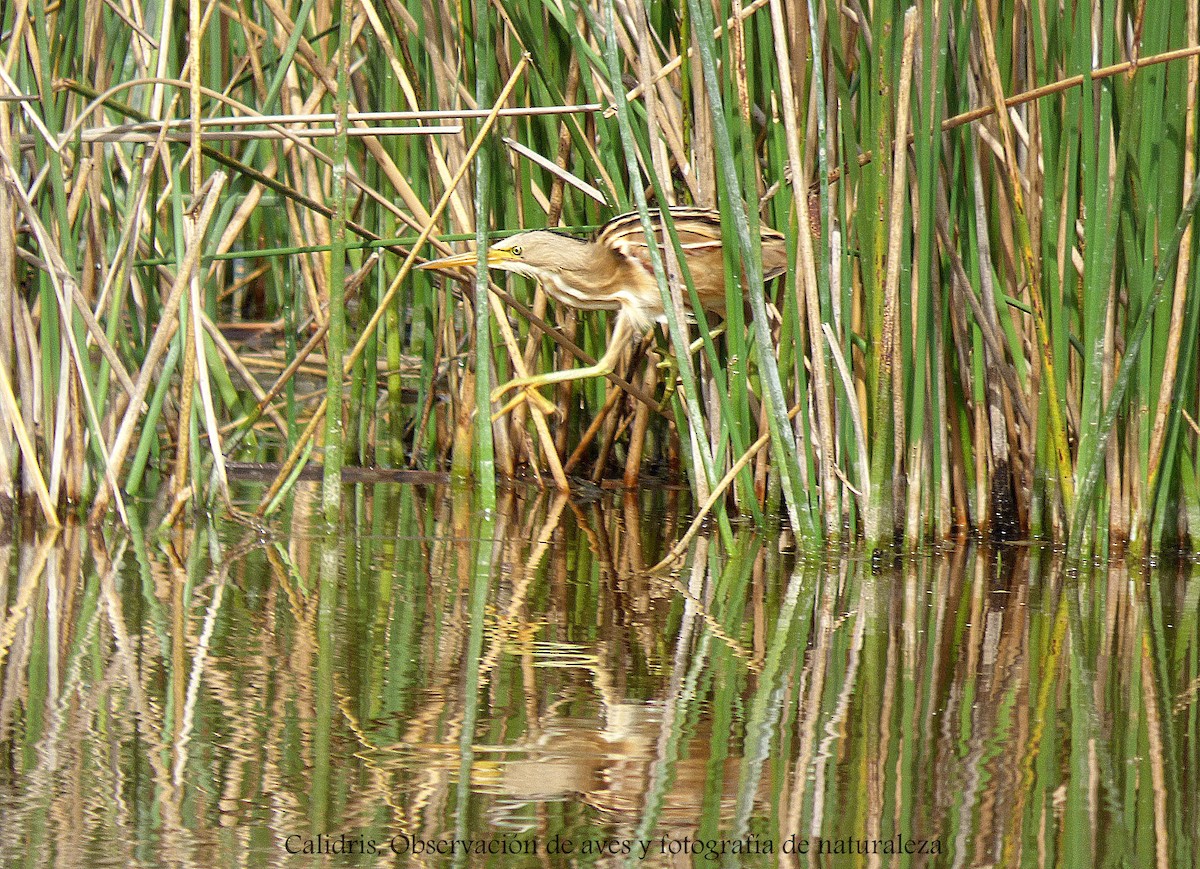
<box><xmin>418</xmin><ymin>207</ymin><xmax>788</xmax><ymax>407</ymax></box>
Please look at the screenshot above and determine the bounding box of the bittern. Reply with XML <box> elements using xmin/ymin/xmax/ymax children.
<box><xmin>418</xmin><ymin>207</ymin><xmax>788</xmax><ymax>407</ymax></box>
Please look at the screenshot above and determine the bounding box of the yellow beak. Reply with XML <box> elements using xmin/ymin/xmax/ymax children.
<box><xmin>416</xmin><ymin>248</ymin><xmax>515</xmax><ymax>272</ymax></box>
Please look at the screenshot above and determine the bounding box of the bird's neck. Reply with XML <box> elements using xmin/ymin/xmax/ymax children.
<box><xmin>546</xmin><ymin>234</ymin><xmax>595</xmax><ymax>272</ymax></box>
<box><xmin>536</xmin><ymin>239</ymin><xmax>627</xmax><ymax>313</ymax></box>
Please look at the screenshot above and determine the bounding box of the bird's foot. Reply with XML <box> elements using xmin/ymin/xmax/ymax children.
<box><xmin>655</xmin><ymin>354</ymin><xmax>680</xmax><ymax>403</ymax></box>
<box><xmin>490</xmin><ymin>379</ymin><xmax>522</xmax><ymax>403</ymax></box>
<box><xmin>489</xmin><ymin>382</ymin><xmax>559</xmax><ymax>420</ymax></box>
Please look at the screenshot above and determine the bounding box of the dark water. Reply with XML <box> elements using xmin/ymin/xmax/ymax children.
<box><xmin>0</xmin><ymin>482</ymin><xmax>1196</xmax><ymax>867</ymax></box>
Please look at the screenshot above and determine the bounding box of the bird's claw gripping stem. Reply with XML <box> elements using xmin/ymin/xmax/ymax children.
<box><xmin>489</xmin><ymin>382</ymin><xmax>559</xmax><ymax>420</ymax></box>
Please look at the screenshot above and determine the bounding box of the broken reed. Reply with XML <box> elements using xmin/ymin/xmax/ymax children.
<box><xmin>0</xmin><ymin>0</ymin><xmax>1197</xmax><ymax>559</ymax></box>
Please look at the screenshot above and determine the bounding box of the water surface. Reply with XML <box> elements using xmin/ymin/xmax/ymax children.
<box><xmin>0</xmin><ymin>483</ymin><xmax>1195</xmax><ymax>867</ymax></box>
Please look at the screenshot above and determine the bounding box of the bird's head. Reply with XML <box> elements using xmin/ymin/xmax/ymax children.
<box><xmin>417</xmin><ymin>229</ymin><xmax>590</xmax><ymax>281</ymax></box>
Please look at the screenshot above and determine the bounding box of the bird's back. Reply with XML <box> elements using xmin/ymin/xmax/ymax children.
<box><xmin>597</xmin><ymin>208</ymin><xmax>788</xmax><ymax>321</ymax></box>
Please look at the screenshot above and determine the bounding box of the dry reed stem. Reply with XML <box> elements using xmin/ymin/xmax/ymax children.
<box><xmin>974</xmin><ymin>0</ymin><xmax>1074</xmax><ymax>516</ymax></box>
<box><xmin>771</xmin><ymin>0</ymin><xmax>837</xmax><ymax>534</ymax></box>
<box><xmin>85</xmin><ymin>106</ymin><xmax>601</xmax><ymax>126</ymax></box>
<box><xmin>1146</xmin><ymin>3</ymin><xmax>1198</xmax><ymax>492</ymax></box>
<box><xmin>77</xmin><ymin>123</ymin><xmax>462</xmax><ymax>143</ymax></box>
<box><xmin>89</xmin><ymin>172</ymin><xmax>227</xmax><ymax>524</ymax></box>
<box><xmin>614</xmin><ymin>0</ymin><xmax>772</xmax><ymax>112</ymax></box>
<box><xmin>200</xmin><ymin>314</ymin><xmax>290</xmax><ymax>440</ymax></box>
<box><xmin>0</xmin><ymin>178</ymin><xmax>14</xmax><ymax>506</ymax></box>
<box><xmin>649</xmin><ymin>399</ymin><xmax>803</xmax><ymax>573</ymax></box>
<box><xmin>501</xmin><ymin>137</ymin><xmax>608</xmax><ymax>206</ymax></box>
<box><xmin>174</xmin><ymin>213</ymin><xmax>201</xmax><ymax>502</ymax></box>
<box><xmin>623</xmin><ymin>358</ymin><xmax>658</xmax><ymax>487</ymax></box>
<box><xmin>823</xmin><ymin>323</ymin><xmax>869</xmax><ymax>518</ymax></box>
<box><xmin>12</xmin><ymin>300</ymin><xmax>40</xmax><ymax>488</ymax></box>
<box><xmin>584</xmin><ymin>409</ymin><xmax>621</xmax><ymax>487</ymax></box>
<box><xmin>484</xmin><ymin>290</ymin><xmax>569</xmax><ymax>491</ymax></box>
<box><xmin>563</xmin><ymin>382</ymin><xmax>625</xmax><ymax>475</ymax></box>
<box><xmin>255</xmin><ymin>55</ymin><xmax>532</xmax><ymax>514</ymax></box>
<box><xmin>1</xmin><ymin>155</ymin><xmax>131</xmax><ymax>525</ymax></box>
<box><xmin>0</xmin><ymin>356</ymin><xmax>58</xmax><ymax>525</ymax></box>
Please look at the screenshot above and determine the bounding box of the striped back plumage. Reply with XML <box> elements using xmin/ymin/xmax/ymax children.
<box><xmin>590</xmin><ymin>208</ymin><xmax>788</xmax><ymax>329</ymax></box>
<box><xmin>600</xmin><ymin>207</ymin><xmax>787</xmax><ymax>290</ymax></box>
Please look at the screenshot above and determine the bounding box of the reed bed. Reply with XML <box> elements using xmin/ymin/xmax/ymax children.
<box><xmin>0</xmin><ymin>0</ymin><xmax>1197</xmax><ymax>558</ymax></box>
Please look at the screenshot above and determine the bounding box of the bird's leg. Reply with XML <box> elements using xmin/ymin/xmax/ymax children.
<box><xmin>491</xmin><ymin>311</ymin><xmax>637</xmax><ymax>405</ymax></box>
<box><xmin>652</xmin><ymin>323</ymin><xmax>727</xmax><ymax>401</ymax></box>
<box><xmin>691</xmin><ymin>322</ymin><xmax>726</xmax><ymax>354</ymax></box>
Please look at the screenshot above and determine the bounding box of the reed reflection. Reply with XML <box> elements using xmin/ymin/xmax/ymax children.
<box><xmin>0</xmin><ymin>489</ymin><xmax>1195</xmax><ymax>867</ymax></box>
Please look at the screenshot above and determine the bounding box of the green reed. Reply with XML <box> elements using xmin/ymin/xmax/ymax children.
<box><xmin>0</xmin><ymin>0</ymin><xmax>1197</xmax><ymax>556</ymax></box>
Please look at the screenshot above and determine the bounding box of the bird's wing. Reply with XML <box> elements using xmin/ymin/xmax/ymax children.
<box><xmin>760</xmin><ymin>225</ymin><xmax>789</xmax><ymax>282</ymax></box>
<box><xmin>597</xmin><ymin>210</ymin><xmax>727</xmax><ymax>312</ymax></box>
<box><xmin>599</xmin><ymin>208</ymin><xmax>789</xmax><ymax>310</ymax></box>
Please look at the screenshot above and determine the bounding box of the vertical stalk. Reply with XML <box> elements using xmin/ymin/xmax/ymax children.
<box><xmin>913</xmin><ymin>0</ymin><xmax>951</xmax><ymax>539</ymax></box>
<box><xmin>28</xmin><ymin>0</ymin><xmax>68</xmax><ymax>463</ymax></box>
<box><xmin>1069</xmin><ymin>169</ymin><xmax>1200</xmax><ymax>557</ymax></box>
<box><xmin>861</xmin><ymin>0</ymin><xmax>894</xmax><ymax>547</ymax></box>
<box><xmin>1146</xmin><ymin>0</ymin><xmax>1198</xmax><ymax>497</ymax></box>
<box><xmin>683</xmin><ymin>0</ymin><xmax>816</xmax><ymax>544</ymax></box>
<box><xmin>871</xmin><ymin>8</ymin><xmax>918</xmax><ymax>550</ymax></box>
<box><xmin>0</xmin><ymin>358</ymin><xmax>58</xmax><ymax>525</ymax></box>
<box><xmin>186</xmin><ymin>2</ymin><xmax>229</xmax><ymax>509</ymax></box>
<box><xmin>770</xmin><ymin>0</ymin><xmax>837</xmax><ymax>538</ymax></box>
<box><xmin>974</xmin><ymin>0</ymin><xmax>1075</xmax><ymax>517</ymax></box>
<box><xmin>600</xmin><ymin>0</ymin><xmax>720</xmax><ymax>507</ymax></box>
<box><xmin>471</xmin><ymin>0</ymin><xmax>496</xmax><ymax>506</ymax></box>
<box><xmin>0</xmin><ymin>171</ymin><xmax>16</xmax><ymax>513</ymax></box>
<box><xmin>322</xmin><ymin>0</ymin><xmax>354</xmax><ymax>523</ymax></box>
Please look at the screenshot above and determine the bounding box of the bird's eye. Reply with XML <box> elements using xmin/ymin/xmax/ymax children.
<box><xmin>511</xmin><ymin>246</ymin><xmax>523</xmax><ymax>257</ymax></box>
